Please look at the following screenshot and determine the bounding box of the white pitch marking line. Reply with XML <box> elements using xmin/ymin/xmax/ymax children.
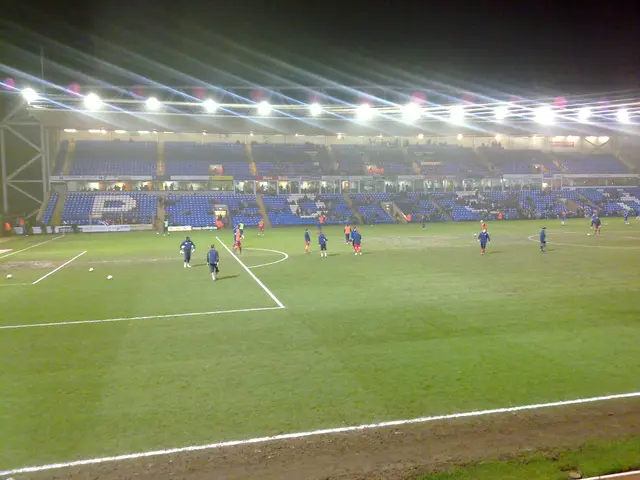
<box><xmin>1</xmin><ymin>391</ymin><xmax>639</xmax><ymax>476</ymax></box>
<box><xmin>216</xmin><ymin>237</ymin><xmax>285</xmax><ymax>308</ymax></box>
<box><xmin>244</xmin><ymin>247</ymin><xmax>289</xmax><ymax>269</ymax></box>
<box><xmin>0</xmin><ymin>306</ymin><xmax>283</xmax><ymax>330</ymax></box>
<box><xmin>0</xmin><ymin>235</ymin><xmax>63</xmax><ymax>260</ymax></box>
<box><xmin>32</xmin><ymin>250</ymin><xmax>87</xmax><ymax>285</ymax></box>
<box><xmin>526</xmin><ymin>234</ymin><xmax>640</xmax><ymax>250</ymax></box>
<box><xmin>0</xmin><ymin>283</ymin><xmax>31</xmax><ymax>287</ymax></box>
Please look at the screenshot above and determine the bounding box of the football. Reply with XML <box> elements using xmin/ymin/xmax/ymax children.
<box><xmin>6</xmin><ymin>274</ymin><xmax>13</xmax><ymax>279</ymax></box>
<box><xmin>89</xmin><ymin>268</ymin><xmax>94</xmax><ymax>272</ymax></box>
<box><xmin>107</xmin><ymin>275</ymin><xmax>113</xmax><ymax>280</ymax></box>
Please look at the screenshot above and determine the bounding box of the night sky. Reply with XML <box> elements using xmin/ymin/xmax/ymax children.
<box><xmin>2</xmin><ymin>0</ymin><xmax>640</xmax><ymax>93</ymax></box>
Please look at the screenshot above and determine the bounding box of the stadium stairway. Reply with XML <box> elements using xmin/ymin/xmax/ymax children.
<box><xmin>430</xmin><ymin>197</ymin><xmax>454</xmax><ymax>221</ymax></box>
<box><xmin>472</xmin><ymin>149</ymin><xmax>493</xmax><ymax>172</ymax></box>
<box><xmin>157</xmin><ymin>196</ymin><xmax>166</xmax><ymax>229</ymax></box>
<box><xmin>474</xmin><ymin>147</ymin><xmax>494</xmax><ymax>172</ymax></box>
<box><xmin>50</xmin><ymin>189</ymin><xmax>67</xmax><ymax>225</ymax></box>
<box><xmin>256</xmin><ymin>194</ymin><xmax>272</xmax><ymax>227</ymax></box>
<box><xmin>343</xmin><ymin>193</ymin><xmax>364</xmax><ymax>224</ymax></box>
<box><xmin>387</xmin><ymin>201</ymin><xmax>408</xmax><ymax>223</ymax></box>
<box><xmin>36</xmin><ymin>192</ymin><xmax>51</xmax><ymax>223</ymax></box>
<box><xmin>546</xmin><ymin>151</ymin><xmax>569</xmax><ymax>172</ymax></box>
<box><xmin>565</xmin><ymin>198</ymin><xmax>582</xmax><ymax>214</ymax></box>
<box><xmin>157</xmin><ymin>141</ymin><xmax>165</xmax><ymax>175</ymax></box>
<box><xmin>61</xmin><ymin>140</ymin><xmax>76</xmax><ymax>175</ymax></box>
<box><xmin>326</xmin><ymin>145</ymin><xmax>339</xmax><ymax>171</ymax></box>
<box><xmin>615</xmin><ymin>151</ymin><xmax>636</xmax><ymax>171</ymax></box>
<box><xmin>246</xmin><ymin>143</ymin><xmax>257</xmax><ymax>176</ymax></box>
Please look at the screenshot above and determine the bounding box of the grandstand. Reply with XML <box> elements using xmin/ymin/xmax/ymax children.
<box><xmin>409</xmin><ymin>145</ymin><xmax>489</xmax><ymax>176</ymax></box>
<box><xmin>480</xmin><ymin>148</ymin><xmax>560</xmax><ymax>174</ymax></box>
<box><xmin>554</xmin><ymin>153</ymin><xmax>629</xmax><ymax>174</ymax></box>
<box><xmin>164</xmin><ymin>142</ymin><xmax>252</xmax><ymax>178</ymax></box>
<box><xmin>69</xmin><ymin>140</ymin><xmax>158</xmax><ymax>176</ymax></box>
<box><xmin>252</xmin><ymin>144</ymin><xmax>324</xmax><ymax>176</ymax></box>
<box><xmin>61</xmin><ymin>192</ymin><xmax>157</xmax><ymax>225</ymax></box>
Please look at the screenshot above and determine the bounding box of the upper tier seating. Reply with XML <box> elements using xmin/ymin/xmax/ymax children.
<box><xmin>70</xmin><ymin>141</ymin><xmax>157</xmax><ymax>176</ymax></box>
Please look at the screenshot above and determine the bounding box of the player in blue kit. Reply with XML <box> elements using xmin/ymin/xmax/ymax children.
<box><xmin>206</xmin><ymin>244</ymin><xmax>220</xmax><ymax>281</ymax></box>
<box><xmin>624</xmin><ymin>210</ymin><xmax>630</xmax><ymax>225</ymax></box>
<box><xmin>477</xmin><ymin>229</ymin><xmax>490</xmax><ymax>255</ymax></box>
<box><xmin>304</xmin><ymin>229</ymin><xmax>311</xmax><ymax>254</ymax></box>
<box><xmin>592</xmin><ymin>216</ymin><xmax>602</xmax><ymax>235</ymax></box>
<box><xmin>180</xmin><ymin>236</ymin><xmax>196</xmax><ymax>268</ymax></box>
<box><xmin>352</xmin><ymin>228</ymin><xmax>362</xmax><ymax>255</ymax></box>
<box><xmin>318</xmin><ymin>231</ymin><xmax>328</xmax><ymax>258</ymax></box>
<box><xmin>539</xmin><ymin>226</ymin><xmax>547</xmax><ymax>252</ymax></box>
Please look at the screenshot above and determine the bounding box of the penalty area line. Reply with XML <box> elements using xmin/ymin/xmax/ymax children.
<box><xmin>216</xmin><ymin>237</ymin><xmax>285</xmax><ymax>308</ymax></box>
<box><xmin>32</xmin><ymin>250</ymin><xmax>87</xmax><ymax>285</ymax></box>
<box><xmin>2</xmin><ymin>391</ymin><xmax>640</xmax><ymax>476</ymax></box>
<box><xmin>0</xmin><ymin>306</ymin><xmax>283</xmax><ymax>330</ymax></box>
<box><xmin>0</xmin><ymin>235</ymin><xmax>63</xmax><ymax>260</ymax></box>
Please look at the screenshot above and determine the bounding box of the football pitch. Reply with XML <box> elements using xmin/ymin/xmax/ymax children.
<box><xmin>1</xmin><ymin>219</ymin><xmax>640</xmax><ymax>475</ymax></box>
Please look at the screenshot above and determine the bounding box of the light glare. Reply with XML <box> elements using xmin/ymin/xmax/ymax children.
<box><xmin>494</xmin><ymin>105</ymin><xmax>508</xmax><ymax>121</ymax></box>
<box><xmin>146</xmin><ymin>97</ymin><xmax>161</xmax><ymax>111</ymax></box>
<box><xmin>534</xmin><ymin>106</ymin><xmax>554</xmax><ymax>124</ymax></box>
<box><xmin>617</xmin><ymin>109</ymin><xmax>629</xmax><ymax>123</ymax></box>
<box><xmin>402</xmin><ymin>102</ymin><xmax>422</xmax><ymax>122</ymax></box>
<box><xmin>309</xmin><ymin>103</ymin><xmax>322</xmax><ymax>116</ymax></box>
<box><xmin>22</xmin><ymin>87</ymin><xmax>39</xmax><ymax>103</ymax></box>
<box><xmin>578</xmin><ymin>107</ymin><xmax>591</xmax><ymax>122</ymax></box>
<box><xmin>356</xmin><ymin>103</ymin><xmax>373</xmax><ymax>120</ymax></box>
<box><xmin>449</xmin><ymin>105</ymin><xmax>464</xmax><ymax>123</ymax></box>
<box><xmin>83</xmin><ymin>93</ymin><xmax>102</xmax><ymax>110</ymax></box>
<box><xmin>257</xmin><ymin>101</ymin><xmax>272</xmax><ymax>116</ymax></box>
<box><xmin>203</xmin><ymin>99</ymin><xmax>217</xmax><ymax>113</ymax></box>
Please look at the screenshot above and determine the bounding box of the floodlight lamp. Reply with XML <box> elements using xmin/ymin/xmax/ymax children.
<box><xmin>203</xmin><ymin>99</ymin><xmax>217</xmax><ymax>113</ymax></box>
<box><xmin>449</xmin><ymin>105</ymin><xmax>464</xmax><ymax>123</ymax></box>
<box><xmin>534</xmin><ymin>106</ymin><xmax>554</xmax><ymax>124</ymax></box>
<box><xmin>257</xmin><ymin>101</ymin><xmax>272</xmax><ymax>116</ymax></box>
<box><xmin>617</xmin><ymin>109</ymin><xmax>629</xmax><ymax>123</ymax></box>
<box><xmin>578</xmin><ymin>107</ymin><xmax>591</xmax><ymax>122</ymax></box>
<box><xmin>494</xmin><ymin>105</ymin><xmax>508</xmax><ymax>121</ymax></box>
<box><xmin>456</xmin><ymin>133</ymin><xmax>463</xmax><ymax>141</ymax></box>
<box><xmin>83</xmin><ymin>93</ymin><xmax>102</xmax><ymax>110</ymax></box>
<box><xmin>309</xmin><ymin>102</ymin><xmax>322</xmax><ymax>116</ymax></box>
<box><xmin>356</xmin><ymin>103</ymin><xmax>373</xmax><ymax>120</ymax></box>
<box><xmin>146</xmin><ymin>97</ymin><xmax>161</xmax><ymax>111</ymax></box>
<box><xmin>22</xmin><ymin>87</ymin><xmax>38</xmax><ymax>103</ymax></box>
<box><xmin>402</xmin><ymin>102</ymin><xmax>422</xmax><ymax>122</ymax></box>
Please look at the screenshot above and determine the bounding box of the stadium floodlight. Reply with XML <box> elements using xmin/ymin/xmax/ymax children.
<box><xmin>355</xmin><ymin>103</ymin><xmax>373</xmax><ymax>121</ymax></box>
<box><xmin>309</xmin><ymin>102</ymin><xmax>322</xmax><ymax>116</ymax></box>
<box><xmin>577</xmin><ymin>107</ymin><xmax>591</xmax><ymax>122</ymax></box>
<box><xmin>203</xmin><ymin>98</ymin><xmax>217</xmax><ymax>113</ymax></box>
<box><xmin>22</xmin><ymin>87</ymin><xmax>39</xmax><ymax>103</ymax></box>
<box><xmin>257</xmin><ymin>101</ymin><xmax>272</xmax><ymax>116</ymax></box>
<box><xmin>146</xmin><ymin>97</ymin><xmax>162</xmax><ymax>111</ymax></box>
<box><xmin>534</xmin><ymin>106</ymin><xmax>554</xmax><ymax>124</ymax></box>
<box><xmin>449</xmin><ymin>105</ymin><xmax>464</xmax><ymax>123</ymax></box>
<box><xmin>617</xmin><ymin>108</ymin><xmax>629</xmax><ymax>123</ymax></box>
<box><xmin>456</xmin><ymin>133</ymin><xmax>463</xmax><ymax>141</ymax></box>
<box><xmin>83</xmin><ymin>92</ymin><xmax>103</xmax><ymax>110</ymax></box>
<box><xmin>402</xmin><ymin>102</ymin><xmax>422</xmax><ymax>122</ymax></box>
<box><xmin>494</xmin><ymin>105</ymin><xmax>508</xmax><ymax>121</ymax></box>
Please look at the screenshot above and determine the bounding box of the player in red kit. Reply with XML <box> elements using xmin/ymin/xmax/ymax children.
<box><xmin>258</xmin><ymin>219</ymin><xmax>265</xmax><ymax>236</ymax></box>
<box><xmin>233</xmin><ymin>228</ymin><xmax>242</xmax><ymax>254</ymax></box>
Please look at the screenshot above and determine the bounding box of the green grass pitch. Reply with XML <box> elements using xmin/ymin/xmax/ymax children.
<box><xmin>1</xmin><ymin>219</ymin><xmax>639</xmax><ymax>470</ymax></box>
